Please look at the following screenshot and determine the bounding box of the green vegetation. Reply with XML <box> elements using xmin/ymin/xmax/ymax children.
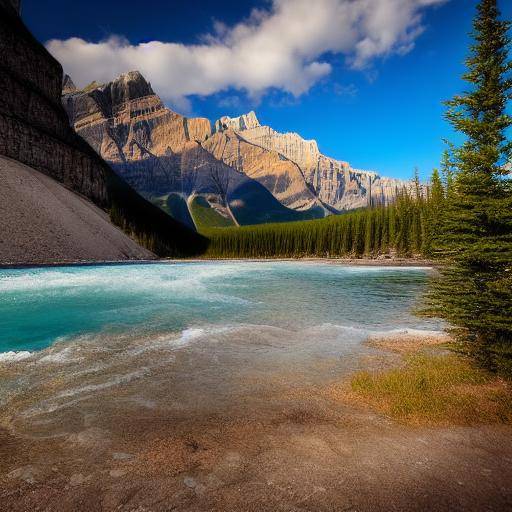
<box><xmin>189</xmin><ymin>195</ymin><xmax>236</xmax><ymax>231</ymax></box>
<box><xmin>106</xmin><ymin>172</ymin><xmax>208</xmax><ymax>257</ymax></box>
<box><xmin>424</xmin><ymin>0</ymin><xmax>512</xmax><ymax>373</ymax></box>
<box><xmin>203</xmin><ymin>190</ymin><xmax>429</xmax><ymax>258</ymax></box>
<box><xmin>351</xmin><ymin>352</ymin><xmax>512</xmax><ymax>425</ymax></box>
<box><xmin>228</xmin><ymin>181</ymin><xmax>325</xmax><ymax>226</ymax></box>
<box><xmin>152</xmin><ymin>193</ymin><xmax>195</xmax><ymax>229</ymax></box>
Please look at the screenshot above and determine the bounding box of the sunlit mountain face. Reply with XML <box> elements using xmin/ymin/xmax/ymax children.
<box><xmin>24</xmin><ymin>0</ymin><xmax>509</xmax><ymax>181</ymax></box>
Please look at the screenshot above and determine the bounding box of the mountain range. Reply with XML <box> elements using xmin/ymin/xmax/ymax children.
<box><xmin>62</xmin><ymin>71</ymin><xmax>410</xmax><ymax>231</ymax></box>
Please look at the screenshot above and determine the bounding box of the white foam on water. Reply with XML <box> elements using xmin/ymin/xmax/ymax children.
<box><xmin>0</xmin><ymin>350</ymin><xmax>32</xmax><ymax>362</ymax></box>
<box><xmin>39</xmin><ymin>345</ymin><xmax>83</xmax><ymax>364</ymax></box>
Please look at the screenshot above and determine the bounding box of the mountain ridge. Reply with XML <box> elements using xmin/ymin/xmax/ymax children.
<box><xmin>0</xmin><ymin>5</ymin><xmax>207</xmax><ymax>263</ymax></box>
<box><xmin>62</xmin><ymin>70</ymin><xmax>412</xmax><ymax>228</ymax></box>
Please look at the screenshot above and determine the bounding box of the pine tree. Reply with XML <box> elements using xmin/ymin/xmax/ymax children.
<box><xmin>423</xmin><ymin>168</ymin><xmax>445</xmax><ymax>256</ymax></box>
<box><xmin>427</xmin><ymin>0</ymin><xmax>512</xmax><ymax>373</ymax></box>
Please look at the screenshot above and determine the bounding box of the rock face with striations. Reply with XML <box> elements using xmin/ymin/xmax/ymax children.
<box><xmin>202</xmin><ymin>128</ymin><xmax>321</xmax><ymax>211</ymax></box>
<box><xmin>62</xmin><ymin>70</ymin><xmax>411</xmax><ymax>223</ymax></box>
<box><xmin>63</xmin><ymin>71</ymin><xmax>230</xmax><ymax>196</ymax></box>
<box><xmin>216</xmin><ymin>113</ymin><xmax>409</xmax><ymax>211</ymax></box>
<box><xmin>0</xmin><ymin>0</ymin><xmax>108</xmax><ymax>206</ymax></box>
<box><xmin>213</xmin><ymin>111</ymin><xmax>261</xmax><ymax>133</ymax></box>
<box><xmin>0</xmin><ymin>1</ymin><xmax>206</xmax><ymax>262</ymax></box>
<box><xmin>63</xmin><ymin>72</ymin><xmax>325</xmax><ymax>223</ymax></box>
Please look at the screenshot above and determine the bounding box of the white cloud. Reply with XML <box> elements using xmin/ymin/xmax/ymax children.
<box><xmin>47</xmin><ymin>0</ymin><xmax>447</xmax><ymax>107</ymax></box>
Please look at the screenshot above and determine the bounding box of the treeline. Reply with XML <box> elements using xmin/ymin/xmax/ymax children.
<box><xmin>203</xmin><ymin>180</ymin><xmax>440</xmax><ymax>259</ymax></box>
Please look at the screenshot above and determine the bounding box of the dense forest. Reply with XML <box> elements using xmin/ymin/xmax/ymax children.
<box><xmin>203</xmin><ymin>172</ymin><xmax>439</xmax><ymax>259</ymax></box>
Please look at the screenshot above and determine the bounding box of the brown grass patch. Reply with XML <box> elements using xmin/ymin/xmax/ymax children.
<box><xmin>349</xmin><ymin>351</ymin><xmax>512</xmax><ymax>426</ymax></box>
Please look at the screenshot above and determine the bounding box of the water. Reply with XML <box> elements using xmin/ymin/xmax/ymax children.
<box><xmin>0</xmin><ymin>261</ymin><xmax>438</xmax><ymax>356</ymax></box>
<box><xmin>0</xmin><ymin>261</ymin><xmax>441</xmax><ymax>444</ymax></box>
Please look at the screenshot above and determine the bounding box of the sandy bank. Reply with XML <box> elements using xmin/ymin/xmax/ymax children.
<box><xmin>1</xmin><ymin>329</ymin><xmax>510</xmax><ymax>511</ymax></box>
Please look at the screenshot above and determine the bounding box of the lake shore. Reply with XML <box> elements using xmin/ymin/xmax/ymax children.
<box><xmin>0</xmin><ymin>256</ymin><xmax>434</xmax><ymax>270</ymax></box>
<box><xmin>1</xmin><ymin>327</ymin><xmax>510</xmax><ymax>511</ymax></box>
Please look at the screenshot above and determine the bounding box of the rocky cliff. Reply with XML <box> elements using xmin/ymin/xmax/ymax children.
<box><xmin>0</xmin><ymin>156</ymin><xmax>154</xmax><ymax>264</ymax></box>
<box><xmin>63</xmin><ymin>72</ymin><xmax>324</xmax><ymax>226</ymax></box>
<box><xmin>0</xmin><ymin>3</ymin><xmax>206</xmax><ymax>259</ymax></box>
<box><xmin>213</xmin><ymin>111</ymin><xmax>261</xmax><ymax>133</ymax></box>
<box><xmin>62</xmin><ymin>70</ymin><xmax>411</xmax><ymax>225</ymax></box>
<box><xmin>202</xmin><ymin>129</ymin><xmax>321</xmax><ymax>211</ymax></box>
<box><xmin>215</xmin><ymin>114</ymin><xmax>409</xmax><ymax>211</ymax></box>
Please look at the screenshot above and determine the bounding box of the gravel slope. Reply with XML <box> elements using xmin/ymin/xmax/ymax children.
<box><xmin>0</xmin><ymin>156</ymin><xmax>155</xmax><ymax>264</ymax></box>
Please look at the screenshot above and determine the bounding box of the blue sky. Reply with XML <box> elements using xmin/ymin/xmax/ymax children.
<box><xmin>22</xmin><ymin>0</ymin><xmax>511</xmax><ymax>180</ymax></box>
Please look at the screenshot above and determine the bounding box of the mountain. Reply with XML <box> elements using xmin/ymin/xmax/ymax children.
<box><xmin>213</xmin><ymin>112</ymin><xmax>408</xmax><ymax>211</ymax></box>
<box><xmin>0</xmin><ymin>0</ymin><xmax>207</xmax><ymax>263</ymax></box>
<box><xmin>62</xmin><ymin>71</ymin><xmax>325</xmax><ymax>229</ymax></box>
<box><xmin>62</xmin><ymin>70</ymin><xmax>411</xmax><ymax>230</ymax></box>
<box><xmin>0</xmin><ymin>156</ymin><xmax>154</xmax><ymax>264</ymax></box>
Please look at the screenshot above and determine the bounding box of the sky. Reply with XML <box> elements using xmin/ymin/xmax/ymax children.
<box><xmin>22</xmin><ymin>0</ymin><xmax>512</xmax><ymax>180</ymax></box>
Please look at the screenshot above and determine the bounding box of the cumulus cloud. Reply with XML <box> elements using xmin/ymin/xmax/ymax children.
<box><xmin>47</xmin><ymin>0</ymin><xmax>447</xmax><ymax>107</ymax></box>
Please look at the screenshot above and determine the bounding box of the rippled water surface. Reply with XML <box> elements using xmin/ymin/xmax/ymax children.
<box><xmin>0</xmin><ymin>261</ymin><xmax>438</xmax><ymax>356</ymax></box>
<box><xmin>0</xmin><ymin>261</ymin><xmax>441</xmax><ymax>441</ymax></box>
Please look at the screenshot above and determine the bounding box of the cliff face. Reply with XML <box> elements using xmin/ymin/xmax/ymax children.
<box><xmin>62</xmin><ymin>70</ymin><xmax>411</xmax><ymax>224</ymax></box>
<box><xmin>202</xmin><ymin>129</ymin><xmax>321</xmax><ymax>211</ymax></box>
<box><xmin>0</xmin><ymin>3</ymin><xmax>206</xmax><ymax>259</ymax></box>
<box><xmin>0</xmin><ymin>155</ymin><xmax>154</xmax><ymax>264</ymax></box>
<box><xmin>217</xmin><ymin>115</ymin><xmax>409</xmax><ymax>211</ymax></box>
<box><xmin>213</xmin><ymin>111</ymin><xmax>261</xmax><ymax>133</ymax></box>
<box><xmin>0</xmin><ymin>0</ymin><xmax>108</xmax><ymax>206</ymax></box>
<box><xmin>63</xmin><ymin>72</ymin><xmax>323</xmax><ymax>226</ymax></box>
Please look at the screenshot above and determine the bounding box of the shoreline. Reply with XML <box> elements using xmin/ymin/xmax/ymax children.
<box><xmin>0</xmin><ymin>256</ymin><xmax>434</xmax><ymax>270</ymax></box>
<box><xmin>2</xmin><ymin>330</ymin><xmax>511</xmax><ymax>511</ymax></box>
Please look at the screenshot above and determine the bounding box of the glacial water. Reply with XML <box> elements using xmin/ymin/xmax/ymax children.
<box><xmin>0</xmin><ymin>261</ymin><xmax>443</xmax><ymax>454</ymax></box>
<box><xmin>0</xmin><ymin>261</ymin><xmax>439</xmax><ymax>357</ymax></box>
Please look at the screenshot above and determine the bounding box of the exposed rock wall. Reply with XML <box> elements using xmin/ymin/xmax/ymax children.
<box><xmin>202</xmin><ymin>130</ymin><xmax>321</xmax><ymax>211</ymax></box>
<box><xmin>0</xmin><ymin>6</ymin><xmax>206</xmax><ymax>258</ymax></box>
<box><xmin>218</xmin><ymin>114</ymin><xmax>410</xmax><ymax>210</ymax></box>
<box><xmin>213</xmin><ymin>111</ymin><xmax>261</xmax><ymax>133</ymax></box>
<box><xmin>62</xmin><ymin>69</ymin><xmax>410</xmax><ymax>220</ymax></box>
<box><xmin>0</xmin><ymin>156</ymin><xmax>155</xmax><ymax>264</ymax></box>
<box><xmin>0</xmin><ymin>2</ymin><xmax>109</xmax><ymax>205</ymax></box>
<box><xmin>239</xmin><ymin>125</ymin><xmax>321</xmax><ymax>173</ymax></box>
<box><xmin>64</xmin><ymin>76</ymin><xmax>324</xmax><ymax>214</ymax></box>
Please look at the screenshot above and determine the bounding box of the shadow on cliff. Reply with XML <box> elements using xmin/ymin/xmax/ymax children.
<box><xmin>0</xmin><ymin>0</ymin><xmax>208</xmax><ymax>258</ymax></box>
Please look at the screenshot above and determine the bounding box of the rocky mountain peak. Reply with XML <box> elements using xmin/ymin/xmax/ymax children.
<box><xmin>62</xmin><ymin>74</ymin><xmax>77</xmax><ymax>95</ymax></box>
<box><xmin>213</xmin><ymin>111</ymin><xmax>260</xmax><ymax>133</ymax></box>
<box><xmin>104</xmin><ymin>70</ymin><xmax>155</xmax><ymax>106</ymax></box>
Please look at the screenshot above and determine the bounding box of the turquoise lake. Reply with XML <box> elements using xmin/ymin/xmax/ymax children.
<box><xmin>0</xmin><ymin>262</ymin><xmax>439</xmax><ymax>357</ymax></box>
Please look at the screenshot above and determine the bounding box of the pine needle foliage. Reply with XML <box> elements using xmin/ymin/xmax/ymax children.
<box><xmin>424</xmin><ymin>0</ymin><xmax>512</xmax><ymax>373</ymax></box>
<box><xmin>203</xmin><ymin>191</ymin><xmax>432</xmax><ymax>259</ymax></box>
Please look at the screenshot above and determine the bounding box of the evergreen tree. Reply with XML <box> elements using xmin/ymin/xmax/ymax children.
<box><xmin>427</xmin><ymin>0</ymin><xmax>512</xmax><ymax>372</ymax></box>
<box><xmin>423</xmin><ymin>168</ymin><xmax>445</xmax><ymax>256</ymax></box>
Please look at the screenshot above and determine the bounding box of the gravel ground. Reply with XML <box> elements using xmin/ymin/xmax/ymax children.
<box><xmin>0</xmin><ymin>156</ymin><xmax>154</xmax><ymax>264</ymax></box>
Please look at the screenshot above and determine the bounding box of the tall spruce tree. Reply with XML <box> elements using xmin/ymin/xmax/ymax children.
<box><xmin>427</xmin><ymin>0</ymin><xmax>512</xmax><ymax>372</ymax></box>
<box><xmin>422</xmin><ymin>168</ymin><xmax>445</xmax><ymax>256</ymax></box>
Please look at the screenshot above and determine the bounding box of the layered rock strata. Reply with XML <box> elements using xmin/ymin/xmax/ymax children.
<box><xmin>217</xmin><ymin>114</ymin><xmax>409</xmax><ymax>211</ymax></box>
<box><xmin>63</xmin><ymin>72</ymin><xmax>323</xmax><ymax>217</ymax></box>
<box><xmin>62</xmin><ymin>69</ymin><xmax>410</xmax><ymax>221</ymax></box>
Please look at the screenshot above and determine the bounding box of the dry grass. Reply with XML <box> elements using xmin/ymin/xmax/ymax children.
<box><xmin>349</xmin><ymin>337</ymin><xmax>512</xmax><ymax>426</ymax></box>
